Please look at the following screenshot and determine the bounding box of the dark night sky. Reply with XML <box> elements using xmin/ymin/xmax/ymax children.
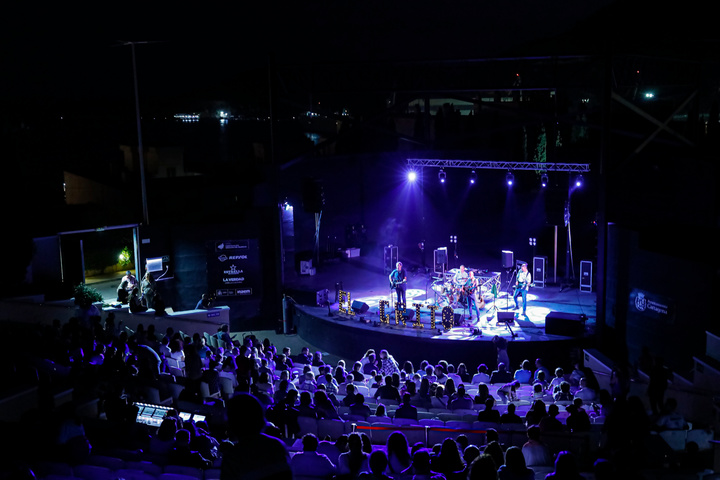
<box><xmin>4</xmin><ymin>1</ymin><xmax>632</xmax><ymax>110</ymax></box>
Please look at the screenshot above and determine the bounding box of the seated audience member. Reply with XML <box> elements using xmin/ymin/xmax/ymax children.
<box><xmin>431</xmin><ymin>438</ymin><xmax>466</xmax><ymax>476</ymax></box>
<box><xmin>314</xmin><ymin>390</ymin><xmax>340</xmax><ymax>420</ymax></box>
<box><xmin>497</xmin><ymin>445</ymin><xmax>534</xmax><ymax>480</ymax></box>
<box><xmin>378</xmin><ymin>349</ymin><xmax>401</xmax><ymax>377</ymax></box>
<box><xmin>549</xmin><ymin>368</ymin><xmax>566</xmax><ymax>393</ymax></box>
<box><xmin>468</xmin><ymin>454</ymin><xmax>498</xmax><ymax>480</ymax></box>
<box><xmin>431</xmin><ymin>385</ymin><xmax>448</xmax><ymax>409</ymax></box>
<box><xmin>395</xmin><ymin>393</ymin><xmax>419</xmax><ymax>420</ymax></box>
<box><xmin>500</xmin><ymin>403</ymin><xmax>523</xmax><ymax>424</ymax></box>
<box><xmin>297</xmin><ymin>391</ymin><xmax>317</xmax><ymax>419</ymax></box>
<box><xmin>545</xmin><ymin>451</ymin><xmax>584</xmax><ymax>480</ymax></box>
<box><xmin>222</xmin><ymin>394</ymin><xmax>292</xmax><ymax>480</ymax></box>
<box><xmin>490</xmin><ymin>363</ymin><xmax>513</xmax><ymax>384</ymax></box>
<box><xmin>290</xmin><ymin>433</ymin><xmax>336</xmax><ymax>479</ymax></box>
<box><xmin>521</xmin><ymin>425</ymin><xmax>553</xmax><ymax>467</ymax></box>
<box><xmin>533</xmin><ymin>358</ymin><xmax>551</xmax><ymax>383</ymax></box>
<box><xmin>457</xmin><ymin>363</ymin><xmax>472</xmax><ymax>384</ymax></box>
<box><xmin>565</xmin><ymin>404</ymin><xmax>591</xmax><ymax>433</ymax></box>
<box><xmin>296</xmin><ymin>347</ymin><xmax>313</xmax><ymax>365</ymax></box>
<box><xmin>524</xmin><ymin>399</ymin><xmax>547</xmax><ymax>427</ymax></box>
<box><xmin>573</xmin><ymin>377</ymin><xmax>596</xmax><ymax>402</ymax></box>
<box><xmin>341</xmin><ymin>383</ymin><xmax>356</xmax><ymax>406</ymax></box>
<box><xmin>149</xmin><ymin>418</ymin><xmax>177</xmax><ymax>455</ymax></box>
<box><xmin>359</xmin><ymin>450</ymin><xmax>391</xmax><ymax>480</ymax></box>
<box><xmin>482</xmin><ymin>441</ymin><xmax>504</xmax><ymax>472</ymax></box>
<box><xmin>513</xmin><ymin>360</ymin><xmax>534</xmax><ymax>384</ymax></box>
<box><xmin>375</xmin><ymin>375</ymin><xmax>401</xmax><ymax>402</ymax></box>
<box><xmin>474</xmin><ymin>383</ymin><xmax>490</xmax><ymax>405</ymax></box>
<box><xmin>312</xmin><ymin>351</ymin><xmax>325</xmax><ymax>367</ymax></box>
<box><xmin>363</xmin><ymin>353</ymin><xmax>378</xmax><ymax>375</ymax></box>
<box><xmin>282</xmin><ymin>347</ymin><xmax>294</xmax><ymax>369</ymax></box>
<box><xmin>317</xmin><ymin>435</ymin><xmax>346</xmax><ymax>467</ymax></box>
<box><xmin>298</xmin><ymin>371</ymin><xmax>318</xmax><ymax>393</ymax></box>
<box><xmin>538</xmin><ymin>404</ymin><xmax>564</xmax><ymax>432</ymax></box>
<box><xmin>476</xmin><ymin>397</ymin><xmax>501</xmax><ymax>423</ymax></box>
<box><xmin>370</xmin><ymin>404</ymin><xmax>392</xmax><ymax>423</ymax></box>
<box><xmin>472</xmin><ymin>364</ymin><xmax>491</xmax><ymax>384</ymax></box>
<box><xmin>449</xmin><ymin>384</ymin><xmax>474</xmax><ymax>411</ymax></box>
<box><xmin>553</xmin><ymin>381</ymin><xmax>574</xmax><ymax>402</ymax></box>
<box><xmin>654</xmin><ymin>397</ymin><xmax>688</xmax><ymax>430</ymax></box>
<box><xmin>385</xmin><ymin>431</ymin><xmax>412</xmax><ymax>476</ymax></box>
<box><xmin>337</xmin><ymin>432</ymin><xmax>370</xmax><ymax>478</ymax></box>
<box><xmin>351</xmin><ymin>361</ymin><xmax>366</xmax><ymax>382</ymax></box>
<box><xmin>400</xmin><ymin>448</ymin><xmax>445</xmax><ymax>480</ymax></box>
<box><xmin>350</xmin><ymin>394</ymin><xmax>372</xmax><ymax>419</ymax></box>
<box><xmin>534</xmin><ymin>370</ymin><xmax>550</xmax><ymax>390</ymax></box>
<box><xmin>168</xmin><ymin>429</ymin><xmax>212</xmax><ymax>469</ymax></box>
<box><xmin>463</xmin><ymin>445</ymin><xmax>480</xmax><ymax>466</ymax></box>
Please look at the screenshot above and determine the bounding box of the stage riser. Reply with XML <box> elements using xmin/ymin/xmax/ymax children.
<box><xmin>294</xmin><ymin>306</ymin><xmax>590</xmax><ymax>369</ymax></box>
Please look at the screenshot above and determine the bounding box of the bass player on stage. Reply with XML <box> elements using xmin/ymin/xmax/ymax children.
<box><xmin>513</xmin><ymin>262</ymin><xmax>532</xmax><ymax>316</ymax></box>
<box><xmin>389</xmin><ymin>261</ymin><xmax>408</xmax><ymax>307</ymax></box>
<box><xmin>465</xmin><ymin>271</ymin><xmax>485</xmax><ymax>322</ymax></box>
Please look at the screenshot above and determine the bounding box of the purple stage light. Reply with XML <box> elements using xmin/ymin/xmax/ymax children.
<box><xmin>407</xmin><ymin>170</ymin><xmax>417</xmax><ymax>182</ymax></box>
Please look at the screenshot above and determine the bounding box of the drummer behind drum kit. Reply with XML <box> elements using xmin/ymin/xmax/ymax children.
<box><xmin>431</xmin><ymin>268</ymin><xmax>485</xmax><ymax>309</ymax></box>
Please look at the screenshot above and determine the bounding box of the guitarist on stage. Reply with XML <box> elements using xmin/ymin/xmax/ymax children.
<box><xmin>465</xmin><ymin>271</ymin><xmax>485</xmax><ymax>322</ymax></box>
<box><xmin>389</xmin><ymin>261</ymin><xmax>408</xmax><ymax>306</ymax></box>
<box><xmin>513</xmin><ymin>262</ymin><xmax>532</xmax><ymax>316</ymax></box>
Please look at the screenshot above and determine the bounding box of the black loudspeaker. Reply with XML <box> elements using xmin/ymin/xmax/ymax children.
<box><xmin>497</xmin><ymin>312</ymin><xmax>515</xmax><ymax>324</ymax></box>
<box><xmin>352</xmin><ymin>300</ymin><xmax>369</xmax><ymax>314</ymax></box>
<box><xmin>390</xmin><ymin>309</ymin><xmax>415</xmax><ymax>321</ymax></box>
<box><xmin>435</xmin><ymin>249</ymin><xmax>448</xmax><ymax>264</ymax></box>
<box><xmin>316</xmin><ymin>289</ymin><xmax>329</xmax><ymax>306</ymax></box>
<box><xmin>502</xmin><ymin>250</ymin><xmax>514</xmax><ymax>269</ymax></box>
<box><xmin>545</xmin><ymin>312</ymin><xmax>586</xmax><ymax>336</ymax></box>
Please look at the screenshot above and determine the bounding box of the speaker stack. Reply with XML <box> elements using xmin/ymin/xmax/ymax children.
<box><xmin>545</xmin><ymin>312</ymin><xmax>586</xmax><ymax>336</ymax></box>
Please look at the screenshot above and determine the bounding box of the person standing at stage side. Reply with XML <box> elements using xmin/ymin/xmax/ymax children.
<box><xmin>389</xmin><ymin>262</ymin><xmax>408</xmax><ymax>307</ymax></box>
<box><xmin>465</xmin><ymin>271</ymin><xmax>481</xmax><ymax>322</ymax></box>
<box><xmin>141</xmin><ymin>271</ymin><xmax>157</xmax><ymax>309</ymax></box>
<box><xmin>513</xmin><ymin>263</ymin><xmax>531</xmax><ymax>316</ymax></box>
<box><xmin>123</xmin><ymin>270</ymin><xmax>138</xmax><ymax>291</ymax></box>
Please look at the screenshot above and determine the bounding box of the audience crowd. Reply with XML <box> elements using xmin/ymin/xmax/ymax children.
<box><xmin>0</xmin><ymin>312</ymin><xmax>711</xmax><ymax>480</ymax></box>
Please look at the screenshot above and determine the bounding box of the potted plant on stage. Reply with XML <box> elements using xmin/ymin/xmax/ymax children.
<box><xmin>74</xmin><ymin>283</ymin><xmax>104</xmax><ymax>328</ymax></box>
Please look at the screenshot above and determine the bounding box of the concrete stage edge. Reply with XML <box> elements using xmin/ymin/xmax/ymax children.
<box><xmin>0</xmin><ymin>298</ymin><xmax>230</xmax><ymax>338</ymax></box>
<box><xmin>293</xmin><ymin>304</ymin><xmax>593</xmax><ymax>368</ymax></box>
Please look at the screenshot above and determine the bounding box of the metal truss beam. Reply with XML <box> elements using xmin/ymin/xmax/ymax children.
<box><xmin>407</xmin><ymin>159</ymin><xmax>590</xmax><ymax>172</ymax></box>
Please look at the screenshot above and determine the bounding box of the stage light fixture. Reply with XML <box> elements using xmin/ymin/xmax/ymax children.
<box><xmin>407</xmin><ymin>170</ymin><xmax>417</xmax><ymax>182</ymax></box>
<box><xmin>506</xmin><ymin>171</ymin><xmax>514</xmax><ymax>186</ymax></box>
<box><xmin>574</xmin><ymin>174</ymin><xmax>584</xmax><ymax>188</ymax></box>
<box><xmin>540</xmin><ymin>174</ymin><xmax>548</xmax><ymax>188</ymax></box>
<box><xmin>470</xmin><ymin>170</ymin><xmax>477</xmax><ymax>185</ymax></box>
<box><xmin>438</xmin><ymin>169</ymin><xmax>446</xmax><ymax>183</ymax></box>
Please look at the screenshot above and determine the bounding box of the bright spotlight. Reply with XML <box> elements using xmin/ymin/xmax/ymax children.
<box><xmin>407</xmin><ymin>170</ymin><xmax>417</xmax><ymax>182</ymax></box>
<box><xmin>540</xmin><ymin>174</ymin><xmax>548</xmax><ymax>188</ymax></box>
<box><xmin>644</xmin><ymin>92</ymin><xmax>655</xmax><ymax>99</ymax></box>
<box><xmin>506</xmin><ymin>171</ymin><xmax>514</xmax><ymax>186</ymax></box>
<box><xmin>574</xmin><ymin>174</ymin><xmax>584</xmax><ymax>188</ymax></box>
<box><xmin>470</xmin><ymin>170</ymin><xmax>477</xmax><ymax>185</ymax></box>
<box><xmin>438</xmin><ymin>169</ymin><xmax>446</xmax><ymax>183</ymax></box>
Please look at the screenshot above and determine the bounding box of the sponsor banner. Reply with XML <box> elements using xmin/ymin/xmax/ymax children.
<box><xmin>208</xmin><ymin>239</ymin><xmax>260</xmax><ymax>299</ymax></box>
<box><xmin>628</xmin><ymin>289</ymin><xmax>675</xmax><ymax>324</ymax></box>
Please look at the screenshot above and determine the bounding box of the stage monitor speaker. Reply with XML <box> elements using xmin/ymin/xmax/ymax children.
<box><xmin>497</xmin><ymin>312</ymin><xmax>515</xmax><ymax>324</ymax></box>
<box><xmin>545</xmin><ymin>312</ymin><xmax>586</xmax><ymax>336</ymax></box>
<box><xmin>580</xmin><ymin>260</ymin><xmax>593</xmax><ymax>292</ymax></box>
<box><xmin>533</xmin><ymin>256</ymin><xmax>547</xmax><ymax>288</ymax></box>
<box><xmin>316</xmin><ymin>289</ymin><xmax>329</xmax><ymax>306</ymax></box>
<box><xmin>351</xmin><ymin>300</ymin><xmax>369</xmax><ymax>314</ymax></box>
<box><xmin>502</xmin><ymin>250</ymin><xmax>514</xmax><ymax>269</ymax></box>
<box><xmin>390</xmin><ymin>309</ymin><xmax>415</xmax><ymax>321</ymax></box>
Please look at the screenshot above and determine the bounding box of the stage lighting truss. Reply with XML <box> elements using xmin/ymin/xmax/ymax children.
<box><xmin>438</xmin><ymin>169</ymin><xmax>446</xmax><ymax>183</ymax></box>
<box><xmin>407</xmin><ymin>159</ymin><xmax>591</xmax><ymax>173</ymax></box>
<box><xmin>470</xmin><ymin>170</ymin><xmax>477</xmax><ymax>185</ymax></box>
<box><xmin>506</xmin><ymin>171</ymin><xmax>514</xmax><ymax>186</ymax></box>
<box><xmin>540</xmin><ymin>173</ymin><xmax>549</xmax><ymax>187</ymax></box>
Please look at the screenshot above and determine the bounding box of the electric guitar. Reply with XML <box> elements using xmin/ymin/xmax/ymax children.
<box><xmin>513</xmin><ymin>281</ymin><xmax>535</xmax><ymax>295</ymax></box>
<box><xmin>390</xmin><ymin>278</ymin><xmax>407</xmax><ymax>290</ymax></box>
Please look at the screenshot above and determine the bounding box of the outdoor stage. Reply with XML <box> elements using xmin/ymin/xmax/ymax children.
<box><xmin>287</xmin><ymin>253</ymin><xmax>597</xmax><ymax>368</ymax></box>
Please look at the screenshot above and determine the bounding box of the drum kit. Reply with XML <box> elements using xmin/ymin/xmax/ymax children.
<box><xmin>431</xmin><ymin>270</ymin><xmax>486</xmax><ymax>309</ymax></box>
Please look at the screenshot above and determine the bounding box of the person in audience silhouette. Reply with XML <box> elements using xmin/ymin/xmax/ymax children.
<box><xmin>521</xmin><ymin>425</ymin><xmax>553</xmax><ymax>468</ymax></box>
<box><xmin>221</xmin><ymin>394</ymin><xmax>292</xmax><ymax>480</ymax></box>
<box><xmin>477</xmin><ymin>396</ymin><xmax>501</xmax><ymax>423</ymax></box>
<box><xmin>395</xmin><ymin>393</ymin><xmax>419</xmax><ymax>420</ymax></box>
<box><xmin>386</xmin><ymin>431</ymin><xmax>412</xmax><ymax>476</ymax></box>
<box><xmin>497</xmin><ymin>445</ymin><xmax>534</xmax><ymax>480</ymax></box>
<box><xmin>468</xmin><ymin>453</ymin><xmax>498</xmax><ymax>480</ymax></box>
<box><xmin>290</xmin><ymin>433</ymin><xmax>337</xmax><ymax>479</ymax></box>
<box><xmin>544</xmin><ymin>450</ymin><xmax>584</xmax><ymax>480</ymax></box>
<box><xmin>337</xmin><ymin>432</ymin><xmax>370</xmax><ymax>478</ymax></box>
<box><xmin>500</xmin><ymin>403</ymin><xmax>524</xmax><ymax>424</ymax></box>
<box><xmin>490</xmin><ymin>362</ymin><xmax>513</xmax><ymax>384</ymax></box>
<box><xmin>431</xmin><ymin>438</ymin><xmax>466</xmax><ymax>476</ymax></box>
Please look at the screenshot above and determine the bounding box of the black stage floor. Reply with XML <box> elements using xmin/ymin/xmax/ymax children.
<box><xmin>284</xmin><ymin>252</ymin><xmax>597</xmax><ymax>368</ymax></box>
